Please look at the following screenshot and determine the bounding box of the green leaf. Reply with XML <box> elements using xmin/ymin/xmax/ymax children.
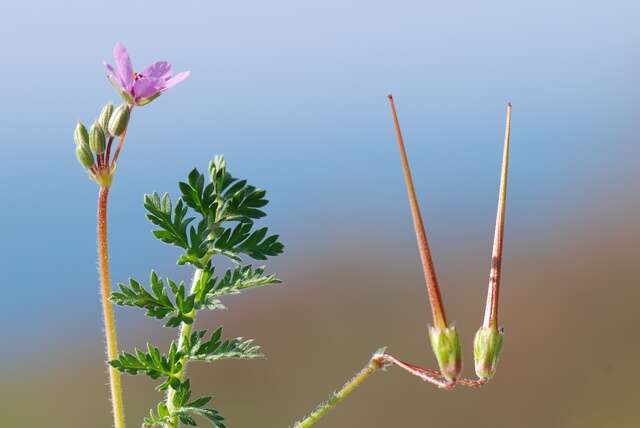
<box><xmin>171</xmin><ymin>379</ymin><xmax>193</xmax><ymax>408</ymax></box>
<box><xmin>111</xmin><ymin>272</ymin><xmax>195</xmax><ymax>327</ymax></box>
<box><xmin>177</xmin><ymin>407</ymin><xmax>225</xmax><ymax>428</ymax></box>
<box><xmin>188</xmin><ymin>328</ymin><xmax>263</xmax><ymax>362</ymax></box>
<box><xmin>169</xmin><ymin>380</ymin><xmax>226</xmax><ymax>427</ymax></box>
<box><xmin>214</xmin><ymin>223</ymin><xmax>283</xmax><ymax>260</ymax></box>
<box><xmin>109</xmin><ymin>342</ymin><xmax>184</xmax><ymax>390</ymax></box>
<box><xmin>144</xmin><ymin>192</ymin><xmax>193</xmax><ymax>250</ymax></box>
<box><xmin>128</xmin><ymin>156</ymin><xmax>283</xmax><ymax>428</ymax></box>
<box><xmin>142</xmin><ymin>403</ymin><xmax>172</xmax><ymax>427</ymax></box>
<box><xmin>202</xmin><ymin>265</ymin><xmax>280</xmax><ymax>302</ymax></box>
<box><xmin>179</xmin><ymin>168</ymin><xmax>218</xmax><ymax>218</ymax></box>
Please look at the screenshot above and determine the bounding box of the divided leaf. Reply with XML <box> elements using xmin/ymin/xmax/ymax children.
<box><xmin>204</xmin><ymin>265</ymin><xmax>280</xmax><ymax>300</ymax></box>
<box><xmin>179</xmin><ymin>168</ymin><xmax>218</xmax><ymax>218</ymax></box>
<box><xmin>109</xmin><ymin>342</ymin><xmax>184</xmax><ymax>390</ymax></box>
<box><xmin>143</xmin><ymin>383</ymin><xmax>225</xmax><ymax>428</ymax></box>
<box><xmin>214</xmin><ymin>223</ymin><xmax>283</xmax><ymax>260</ymax></box>
<box><xmin>111</xmin><ymin>271</ymin><xmax>196</xmax><ymax>327</ymax></box>
<box><xmin>144</xmin><ymin>193</ymin><xmax>193</xmax><ymax>250</ymax></box>
<box><xmin>188</xmin><ymin>328</ymin><xmax>263</xmax><ymax>362</ymax></box>
<box><xmin>122</xmin><ymin>156</ymin><xmax>283</xmax><ymax>428</ymax></box>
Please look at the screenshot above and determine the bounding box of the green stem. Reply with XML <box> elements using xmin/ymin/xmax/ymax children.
<box><xmin>164</xmin><ymin>268</ymin><xmax>204</xmax><ymax>428</ymax></box>
<box><xmin>97</xmin><ymin>186</ymin><xmax>126</xmax><ymax>428</ymax></box>
<box><xmin>293</xmin><ymin>351</ymin><xmax>386</xmax><ymax>428</ymax></box>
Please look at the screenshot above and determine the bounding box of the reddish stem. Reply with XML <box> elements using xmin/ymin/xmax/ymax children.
<box><xmin>111</xmin><ymin>128</ymin><xmax>128</xmax><ymax>167</ymax></box>
<box><xmin>381</xmin><ymin>353</ymin><xmax>487</xmax><ymax>389</ymax></box>
<box><xmin>97</xmin><ymin>186</ymin><xmax>126</xmax><ymax>427</ymax></box>
<box><xmin>105</xmin><ymin>136</ymin><xmax>114</xmax><ymax>167</ymax></box>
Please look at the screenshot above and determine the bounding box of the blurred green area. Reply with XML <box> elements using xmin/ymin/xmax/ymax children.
<box><xmin>3</xmin><ymin>191</ymin><xmax>639</xmax><ymax>427</ymax></box>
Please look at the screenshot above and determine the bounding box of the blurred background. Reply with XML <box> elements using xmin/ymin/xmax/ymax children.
<box><xmin>1</xmin><ymin>1</ymin><xmax>639</xmax><ymax>427</ymax></box>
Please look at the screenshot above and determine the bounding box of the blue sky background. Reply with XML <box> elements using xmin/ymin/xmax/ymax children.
<box><xmin>1</xmin><ymin>0</ymin><xmax>639</xmax><ymax>398</ymax></box>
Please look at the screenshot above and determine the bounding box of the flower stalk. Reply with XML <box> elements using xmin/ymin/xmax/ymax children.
<box><xmin>76</xmin><ymin>41</ymin><xmax>190</xmax><ymax>428</ymax></box>
<box><xmin>97</xmin><ymin>185</ymin><xmax>126</xmax><ymax>428</ymax></box>
<box><xmin>293</xmin><ymin>350</ymin><xmax>387</xmax><ymax>428</ymax></box>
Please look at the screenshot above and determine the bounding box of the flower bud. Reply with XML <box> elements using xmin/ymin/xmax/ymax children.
<box><xmin>428</xmin><ymin>325</ymin><xmax>462</xmax><ymax>383</ymax></box>
<box><xmin>98</xmin><ymin>103</ymin><xmax>114</xmax><ymax>133</ymax></box>
<box><xmin>473</xmin><ymin>326</ymin><xmax>504</xmax><ymax>380</ymax></box>
<box><xmin>108</xmin><ymin>104</ymin><xmax>131</xmax><ymax>136</ymax></box>
<box><xmin>74</xmin><ymin>122</ymin><xmax>89</xmax><ymax>147</ymax></box>
<box><xmin>75</xmin><ymin>144</ymin><xmax>95</xmax><ymax>169</ymax></box>
<box><xmin>89</xmin><ymin>122</ymin><xmax>106</xmax><ymax>154</ymax></box>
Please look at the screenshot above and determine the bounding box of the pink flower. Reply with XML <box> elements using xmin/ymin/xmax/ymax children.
<box><xmin>104</xmin><ymin>42</ymin><xmax>190</xmax><ymax>106</ymax></box>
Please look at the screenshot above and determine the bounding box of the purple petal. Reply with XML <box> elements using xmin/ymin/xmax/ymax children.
<box><xmin>103</xmin><ymin>61</ymin><xmax>125</xmax><ymax>89</ymax></box>
<box><xmin>144</xmin><ymin>61</ymin><xmax>172</xmax><ymax>80</ymax></box>
<box><xmin>132</xmin><ymin>77</ymin><xmax>162</xmax><ymax>100</ymax></box>
<box><xmin>162</xmin><ymin>71</ymin><xmax>190</xmax><ymax>91</ymax></box>
<box><xmin>113</xmin><ymin>42</ymin><xmax>134</xmax><ymax>86</ymax></box>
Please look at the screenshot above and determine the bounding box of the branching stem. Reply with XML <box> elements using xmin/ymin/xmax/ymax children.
<box><xmin>97</xmin><ymin>185</ymin><xmax>126</xmax><ymax>428</ymax></box>
<box><xmin>292</xmin><ymin>350</ymin><xmax>487</xmax><ymax>427</ymax></box>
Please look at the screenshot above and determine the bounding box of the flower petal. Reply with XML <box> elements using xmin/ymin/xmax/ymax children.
<box><xmin>132</xmin><ymin>77</ymin><xmax>162</xmax><ymax>101</ymax></box>
<box><xmin>162</xmin><ymin>71</ymin><xmax>190</xmax><ymax>91</ymax></box>
<box><xmin>113</xmin><ymin>42</ymin><xmax>134</xmax><ymax>87</ymax></box>
<box><xmin>143</xmin><ymin>61</ymin><xmax>172</xmax><ymax>80</ymax></box>
<box><xmin>104</xmin><ymin>61</ymin><xmax>125</xmax><ymax>89</ymax></box>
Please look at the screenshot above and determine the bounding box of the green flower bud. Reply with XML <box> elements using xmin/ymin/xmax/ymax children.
<box><xmin>98</xmin><ymin>103</ymin><xmax>114</xmax><ymax>133</ymax></box>
<box><xmin>473</xmin><ymin>326</ymin><xmax>504</xmax><ymax>380</ymax></box>
<box><xmin>75</xmin><ymin>144</ymin><xmax>95</xmax><ymax>169</ymax></box>
<box><xmin>74</xmin><ymin>122</ymin><xmax>89</xmax><ymax>147</ymax></box>
<box><xmin>428</xmin><ymin>325</ymin><xmax>462</xmax><ymax>383</ymax></box>
<box><xmin>108</xmin><ymin>104</ymin><xmax>131</xmax><ymax>136</ymax></box>
<box><xmin>89</xmin><ymin>122</ymin><xmax>106</xmax><ymax>154</ymax></box>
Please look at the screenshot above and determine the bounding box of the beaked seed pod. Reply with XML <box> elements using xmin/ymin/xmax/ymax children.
<box><xmin>473</xmin><ymin>326</ymin><xmax>504</xmax><ymax>380</ymax></box>
<box><xmin>98</xmin><ymin>103</ymin><xmax>114</xmax><ymax>133</ymax></box>
<box><xmin>89</xmin><ymin>122</ymin><xmax>106</xmax><ymax>154</ymax></box>
<box><xmin>75</xmin><ymin>144</ymin><xmax>95</xmax><ymax>169</ymax></box>
<box><xmin>428</xmin><ymin>325</ymin><xmax>462</xmax><ymax>383</ymax></box>
<box><xmin>74</xmin><ymin>122</ymin><xmax>89</xmax><ymax>147</ymax></box>
<box><xmin>108</xmin><ymin>104</ymin><xmax>131</xmax><ymax>137</ymax></box>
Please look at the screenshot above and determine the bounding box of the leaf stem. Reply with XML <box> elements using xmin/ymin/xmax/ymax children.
<box><xmin>483</xmin><ymin>102</ymin><xmax>512</xmax><ymax>329</ymax></box>
<box><xmin>387</xmin><ymin>94</ymin><xmax>448</xmax><ymax>329</ymax></box>
<box><xmin>97</xmin><ymin>185</ymin><xmax>126</xmax><ymax>428</ymax></box>
<box><xmin>165</xmin><ymin>268</ymin><xmax>204</xmax><ymax>428</ymax></box>
<box><xmin>293</xmin><ymin>351</ymin><xmax>386</xmax><ymax>428</ymax></box>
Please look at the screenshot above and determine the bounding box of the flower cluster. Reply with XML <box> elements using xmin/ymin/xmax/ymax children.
<box><xmin>75</xmin><ymin>42</ymin><xmax>190</xmax><ymax>184</ymax></box>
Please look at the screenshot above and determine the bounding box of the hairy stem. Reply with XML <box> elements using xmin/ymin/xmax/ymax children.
<box><xmin>387</xmin><ymin>94</ymin><xmax>448</xmax><ymax>329</ymax></box>
<box><xmin>97</xmin><ymin>186</ymin><xmax>126</xmax><ymax>428</ymax></box>
<box><xmin>165</xmin><ymin>268</ymin><xmax>204</xmax><ymax>428</ymax></box>
<box><xmin>293</xmin><ymin>351</ymin><xmax>386</xmax><ymax>428</ymax></box>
